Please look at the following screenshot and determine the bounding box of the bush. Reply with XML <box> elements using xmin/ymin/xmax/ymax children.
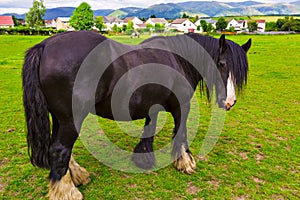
<box><xmin>0</xmin><ymin>26</ymin><xmax>65</xmax><ymax>35</ymax></box>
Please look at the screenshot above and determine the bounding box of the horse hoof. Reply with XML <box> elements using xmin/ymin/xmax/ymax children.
<box><xmin>172</xmin><ymin>146</ymin><xmax>196</xmax><ymax>174</ymax></box>
<box><xmin>69</xmin><ymin>156</ymin><xmax>91</xmax><ymax>186</ymax></box>
<box><xmin>48</xmin><ymin>170</ymin><xmax>83</xmax><ymax>200</ymax></box>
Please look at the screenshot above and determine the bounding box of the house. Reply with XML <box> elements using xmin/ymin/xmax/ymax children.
<box><xmin>136</xmin><ymin>23</ymin><xmax>147</xmax><ymax>29</ymax></box>
<box><xmin>45</xmin><ymin>19</ymin><xmax>56</xmax><ymax>28</ymax></box>
<box><xmin>0</xmin><ymin>16</ymin><xmax>14</xmax><ymax>28</ymax></box>
<box><xmin>123</xmin><ymin>17</ymin><xmax>143</xmax><ymax>29</ymax></box>
<box><xmin>102</xmin><ymin>16</ymin><xmax>124</xmax><ymax>31</ymax></box>
<box><xmin>227</xmin><ymin>18</ymin><xmax>266</xmax><ymax>32</ymax></box>
<box><xmin>256</xmin><ymin>20</ymin><xmax>266</xmax><ymax>32</ymax></box>
<box><xmin>146</xmin><ymin>18</ymin><xmax>169</xmax><ymax>27</ymax></box>
<box><xmin>171</xmin><ymin>18</ymin><xmax>197</xmax><ymax>33</ymax></box>
<box><xmin>227</xmin><ymin>19</ymin><xmax>247</xmax><ymax>31</ymax></box>
<box><xmin>56</xmin><ymin>17</ymin><xmax>72</xmax><ymax>30</ymax></box>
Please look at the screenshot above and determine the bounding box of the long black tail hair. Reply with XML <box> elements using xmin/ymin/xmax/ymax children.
<box><xmin>22</xmin><ymin>43</ymin><xmax>50</xmax><ymax>169</ymax></box>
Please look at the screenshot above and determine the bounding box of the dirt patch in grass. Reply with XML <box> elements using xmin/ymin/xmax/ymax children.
<box><xmin>186</xmin><ymin>181</ymin><xmax>200</xmax><ymax>195</ymax></box>
<box><xmin>0</xmin><ymin>177</ymin><xmax>7</xmax><ymax>193</ymax></box>
<box><xmin>240</xmin><ymin>152</ymin><xmax>248</xmax><ymax>160</ymax></box>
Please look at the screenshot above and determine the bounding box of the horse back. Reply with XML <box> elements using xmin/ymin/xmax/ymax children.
<box><xmin>38</xmin><ymin>31</ymin><xmax>106</xmax><ymax>117</ymax></box>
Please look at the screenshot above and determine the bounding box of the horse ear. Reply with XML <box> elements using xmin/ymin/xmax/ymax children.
<box><xmin>242</xmin><ymin>38</ymin><xmax>252</xmax><ymax>52</ymax></box>
<box><xmin>219</xmin><ymin>34</ymin><xmax>227</xmax><ymax>53</ymax></box>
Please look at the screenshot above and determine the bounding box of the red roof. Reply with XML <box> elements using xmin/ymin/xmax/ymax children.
<box><xmin>0</xmin><ymin>16</ymin><xmax>14</xmax><ymax>26</ymax></box>
<box><xmin>172</xmin><ymin>18</ymin><xmax>188</xmax><ymax>24</ymax></box>
<box><xmin>256</xmin><ymin>20</ymin><xmax>266</xmax><ymax>23</ymax></box>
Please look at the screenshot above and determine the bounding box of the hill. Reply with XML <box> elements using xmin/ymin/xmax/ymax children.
<box><xmin>1</xmin><ymin>1</ymin><xmax>300</xmax><ymax>20</ymax></box>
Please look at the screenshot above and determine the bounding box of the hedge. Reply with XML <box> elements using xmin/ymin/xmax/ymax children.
<box><xmin>0</xmin><ymin>26</ymin><xmax>66</xmax><ymax>35</ymax></box>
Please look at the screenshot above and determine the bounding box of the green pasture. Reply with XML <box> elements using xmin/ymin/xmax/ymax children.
<box><xmin>0</xmin><ymin>33</ymin><xmax>299</xmax><ymax>199</ymax></box>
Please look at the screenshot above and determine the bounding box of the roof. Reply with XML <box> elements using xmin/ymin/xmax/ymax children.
<box><xmin>256</xmin><ymin>20</ymin><xmax>266</xmax><ymax>23</ymax></box>
<box><xmin>57</xmin><ymin>17</ymin><xmax>70</xmax><ymax>22</ymax></box>
<box><xmin>136</xmin><ymin>23</ymin><xmax>147</xmax><ymax>28</ymax></box>
<box><xmin>172</xmin><ymin>18</ymin><xmax>189</xmax><ymax>24</ymax></box>
<box><xmin>123</xmin><ymin>17</ymin><xmax>137</xmax><ymax>23</ymax></box>
<box><xmin>45</xmin><ymin>20</ymin><xmax>54</xmax><ymax>23</ymax></box>
<box><xmin>103</xmin><ymin>16</ymin><xmax>122</xmax><ymax>23</ymax></box>
<box><xmin>148</xmin><ymin>18</ymin><xmax>168</xmax><ymax>24</ymax></box>
<box><xmin>0</xmin><ymin>16</ymin><xmax>14</xmax><ymax>26</ymax></box>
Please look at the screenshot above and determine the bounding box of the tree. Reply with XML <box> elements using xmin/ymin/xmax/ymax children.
<box><xmin>281</xmin><ymin>17</ymin><xmax>297</xmax><ymax>31</ymax></box>
<box><xmin>228</xmin><ymin>26</ymin><xmax>235</xmax><ymax>32</ymax></box>
<box><xmin>127</xmin><ymin>20</ymin><xmax>134</xmax><ymax>30</ymax></box>
<box><xmin>95</xmin><ymin>16</ymin><xmax>106</xmax><ymax>31</ymax></box>
<box><xmin>200</xmin><ymin>20</ymin><xmax>207</xmax><ymax>32</ymax></box>
<box><xmin>26</xmin><ymin>0</ymin><xmax>46</xmax><ymax>28</ymax></box>
<box><xmin>12</xmin><ymin>15</ymin><xmax>21</xmax><ymax>26</ymax></box>
<box><xmin>190</xmin><ymin>15</ymin><xmax>199</xmax><ymax>23</ymax></box>
<box><xmin>70</xmin><ymin>2</ymin><xmax>94</xmax><ymax>30</ymax></box>
<box><xmin>182</xmin><ymin>13</ymin><xmax>189</xmax><ymax>19</ymax></box>
<box><xmin>112</xmin><ymin>24</ymin><xmax>121</xmax><ymax>33</ymax></box>
<box><xmin>122</xmin><ymin>24</ymin><xmax>127</xmax><ymax>32</ymax></box>
<box><xmin>248</xmin><ymin>21</ymin><xmax>258</xmax><ymax>32</ymax></box>
<box><xmin>276</xmin><ymin>17</ymin><xmax>287</xmax><ymax>30</ymax></box>
<box><xmin>150</xmin><ymin>14</ymin><xmax>156</xmax><ymax>18</ymax></box>
<box><xmin>146</xmin><ymin>23</ymin><xmax>154</xmax><ymax>28</ymax></box>
<box><xmin>154</xmin><ymin>23</ymin><xmax>165</xmax><ymax>32</ymax></box>
<box><xmin>216</xmin><ymin>17</ymin><xmax>228</xmax><ymax>31</ymax></box>
<box><xmin>265</xmin><ymin>22</ymin><xmax>277</xmax><ymax>31</ymax></box>
<box><xmin>207</xmin><ymin>23</ymin><xmax>214</xmax><ymax>33</ymax></box>
<box><xmin>276</xmin><ymin>17</ymin><xmax>300</xmax><ymax>31</ymax></box>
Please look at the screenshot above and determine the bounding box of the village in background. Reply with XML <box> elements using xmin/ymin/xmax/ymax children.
<box><xmin>0</xmin><ymin>1</ymin><xmax>300</xmax><ymax>35</ymax></box>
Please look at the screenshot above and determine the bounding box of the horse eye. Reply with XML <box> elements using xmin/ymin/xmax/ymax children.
<box><xmin>218</xmin><ymin>60</ymin><xmax>226</xmax><ymax>69</ymax></box>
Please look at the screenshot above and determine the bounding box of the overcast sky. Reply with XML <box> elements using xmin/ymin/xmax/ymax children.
<box><xmin>0</xmin><ymin>0</ymin><xmax>297</xmax><ymax>14</ymax></box>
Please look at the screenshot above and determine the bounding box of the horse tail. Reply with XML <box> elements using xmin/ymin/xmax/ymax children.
<box><xmin>22</xmin><ymin>43</ymin><xmax>50</xmax><ymax>169</ymax></box>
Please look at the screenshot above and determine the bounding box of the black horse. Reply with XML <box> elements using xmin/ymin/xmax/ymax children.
<box><xmin>22</xmin><ymin>31</ymin><xmax>251</xmax><ymax>199</ymax></box>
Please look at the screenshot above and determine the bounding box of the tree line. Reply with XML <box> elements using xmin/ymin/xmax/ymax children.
<box><xmin>266</xmin><ymin>17</ymin><xmax>300</xmax><ymax>32</ymax></box>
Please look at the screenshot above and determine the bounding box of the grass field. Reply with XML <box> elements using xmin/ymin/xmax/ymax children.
<box><xmin>0</xmin><ymin>33</ymin><xmax>299</xmax><ymax>199</ymax></box>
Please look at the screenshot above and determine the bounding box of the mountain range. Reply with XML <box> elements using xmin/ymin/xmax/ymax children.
<box><xmin>2</xmin><ymin>1</ymin><xmax>300</xmax><ymax>20</ymax></box>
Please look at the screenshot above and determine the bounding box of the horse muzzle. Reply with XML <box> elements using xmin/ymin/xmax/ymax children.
<box><xmin>224</xmin><ymin>99</ymin><xmax>236</xmax><ymax>111</ymax></box>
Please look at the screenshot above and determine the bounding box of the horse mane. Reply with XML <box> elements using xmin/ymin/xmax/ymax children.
<box><xmin>225</xmin><ymin>39</ymin><xmax>249</xmax><ymax>92</ymax></box>
<box><xmin>185</xmin><ymin>33</ymin><xmax>249</xmax><ymax>93</ymax></box>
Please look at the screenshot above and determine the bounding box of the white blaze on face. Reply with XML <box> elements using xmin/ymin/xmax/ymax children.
<box><xmin>226</xmin><ymin>73</ymin><xmax>236</xmax><ymax>109</ymax></box>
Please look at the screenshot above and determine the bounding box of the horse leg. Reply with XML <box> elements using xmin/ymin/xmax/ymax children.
<box><xmin>69</xmin><ymin>155</ymin><xmax>90</xmax><ymax>186</ymax></box>
<box><xmin>48</xmin><ymin>120</ymin><xmax>83</xmax><ymax>200</ymax></box>
<box><xmin>131</xmin><ymin>113</ymin><xmax>158</xmax><ymax>169</ymax></box>
<box><xmin>171</xmin><ymin>104</ymin><xmax>196</xmax><ymax>174</ymax></box>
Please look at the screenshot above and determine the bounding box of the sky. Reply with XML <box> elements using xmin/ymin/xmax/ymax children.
<box><xmin>0</xmin><ymin>0</ymin><xmax>298</xmax><ymax>14</ymax></box>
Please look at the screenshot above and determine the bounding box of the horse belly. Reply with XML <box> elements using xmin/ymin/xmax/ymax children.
<box><xmin>95</xmin><ymin>85</ymin><xmax>172</xmax><ymax>121</ymax></box>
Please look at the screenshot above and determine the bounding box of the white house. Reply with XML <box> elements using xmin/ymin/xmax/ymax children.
<box><xmin>227</xmin><ymin>18</ymin><xmax>266</xmax><ymax>32</ymax></box>
<box><xmin>102</xmin><ymin>16</ymin><xmax>124</xmax><ymax>31</ymax></box>
<box><xmin>171</xmin><ymin>18</ymin><xmax>197</xmax><ymax>33</ymax></box>
<box><xmin>146</xmin><ymin>18</ymin><xmax>169</xmax><ymax>26</ymax></box>
<box><xmin>256</xmin><ymin>20</ymin><xmax>266</xmax><ymax>32</ymax></box>
<box><xmin>45</xmin><ymin>19</ymin><xmax>56</xmax><ymax>28</ymax></box>
<box><xmin>227</xmin><ymin>19</ymin><xmax>248</xmax><ymax>31</ymax></box>
<box><xmin>123</xmin><ymin>17</ymin><xmax>143</xmax><ymax>29</ymax></box>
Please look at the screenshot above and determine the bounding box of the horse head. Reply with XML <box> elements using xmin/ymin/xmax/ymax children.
<box><xmin>216</xmin><ymin>35</ymin><xmax>251</xmax><ymax>110</ymax></box>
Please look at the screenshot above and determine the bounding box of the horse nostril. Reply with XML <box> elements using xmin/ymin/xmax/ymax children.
<box><xmin>232</xmin><ymin>100</ymin><xmax>237</xmax><ymax>107</ymax></box>
<box><xmin>226</xmin><ymin>103</ymin><xmax>232</xmax><ymax>111</ymax></box>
